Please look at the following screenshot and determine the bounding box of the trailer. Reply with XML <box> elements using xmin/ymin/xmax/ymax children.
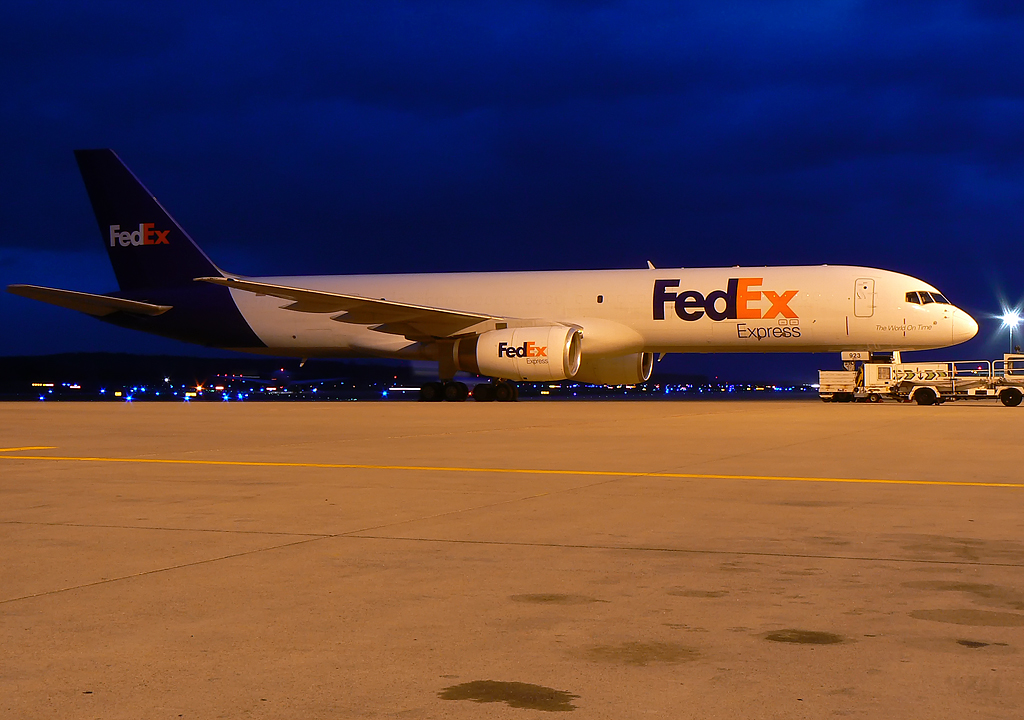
<box><xmin>818</xmin><ymin>353</ymin><xmax>1024</xmax><ymax>406</ymax></box>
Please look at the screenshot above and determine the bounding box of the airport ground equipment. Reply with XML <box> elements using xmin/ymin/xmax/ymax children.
<box><xmin>819</xmin><ymin>353</ymin><xmax>1024</xmax><ymax>406</ymax></box>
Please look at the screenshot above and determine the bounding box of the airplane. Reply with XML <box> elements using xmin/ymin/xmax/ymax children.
<box><xmin>7</xmin><ymin>149</ymin><xmax>979</xmax><ymax>402</ymax></box>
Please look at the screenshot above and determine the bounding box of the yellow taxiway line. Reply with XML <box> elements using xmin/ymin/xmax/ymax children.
<box><xmin>0</xmin><ymin>448</ymin><xmax>1020</xmax><ymax>488</ymax></box>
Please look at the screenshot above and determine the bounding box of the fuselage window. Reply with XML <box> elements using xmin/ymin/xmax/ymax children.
<box><xmin>906</xmin><ymin>292</ymin><xmax>921</xmax><ymax>304</ymax></box>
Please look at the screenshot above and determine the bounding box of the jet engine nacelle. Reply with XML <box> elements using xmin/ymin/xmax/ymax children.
<box><xmin>573</xmin><ymin>352</ymin><xmax>654</xmax><ymax>385</ymax></box>
<box><xmin>454</xmin><ymin>326</ymin><xmax>582</xmax><ymax>381</ymax></box>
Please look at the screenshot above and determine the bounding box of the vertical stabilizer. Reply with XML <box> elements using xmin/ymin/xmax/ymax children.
<box><xmin>74</xmin><ymin>149</ymin><xmax>224</xmax><ymax>291</ymax></box>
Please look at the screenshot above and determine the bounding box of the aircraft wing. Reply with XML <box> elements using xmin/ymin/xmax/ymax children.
<box><xmin>7</xmin><ymin>284</ymin><xmax>172</xmax><ymax>317</ymax></box>
<box><xmin>197</xmin><ymin>276</ymin><xmax>500</xmax><ymax>339</ymax></box>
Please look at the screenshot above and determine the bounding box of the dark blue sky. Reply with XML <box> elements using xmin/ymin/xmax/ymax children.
<box><xmin>2</xmin><ymin>1</ymin><xmax>1023</xmax><ymax>379</ymax></box>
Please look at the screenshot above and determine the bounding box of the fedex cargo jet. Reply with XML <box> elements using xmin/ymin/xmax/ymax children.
<box><xmin>8</xmin><ymin>150</ymin><xmax>978</xmax><ymax>401</ymax></box>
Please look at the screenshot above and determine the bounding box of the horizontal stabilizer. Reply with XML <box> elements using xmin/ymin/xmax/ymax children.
<box><xmin>6</xmin><ymin>284</ymin><xmax>172</xmax><ymax>317</ymax></box>
<box><xmin>197</xmin><ymin>276</ymin><xmax>498</xmax><ymax>339</ymax></box>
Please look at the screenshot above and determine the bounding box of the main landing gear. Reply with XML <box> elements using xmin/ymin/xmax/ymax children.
<box><xmin>471</xmin><ymin>381</ymin><xmax>518</xmax><ymax>403</ymax></box>
<box><xmin>418</xmin><ymin>381</ymin><xmax>518</xmax><ymax>402</ymax></box>
<box><xmin>419</xmin><ymin>381</ymin><xmax>466</xmax><ymax>402</ymax></box>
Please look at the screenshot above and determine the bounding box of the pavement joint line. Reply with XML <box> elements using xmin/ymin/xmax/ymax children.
<box><xmin>336</xmin><ymin>473</ymin><xmax>639</xmax><ymax>537</ymax></box>
<box><xmin>7</xmin><ymin>528</ymin><xmax>1021</xmax><ymax>606</ymax></box>
<box><xmin>0</xmin><ymin>535</ymin><xmax>333</xmax><ymax>606</ymax></box>
<box><xmin>345</xmin><ymin>534</ymin><xmax>1024</xmax><ymax>569</ymax></box>
<box><xmin>0</xmin><ymin>520</ymin><xmax>326</xmax><ymax>537</ymax></box>
<box><xmin>1</xmin><ymin>452</ymin><xmax>1022</xmax><ymax>488</ymax></box>
<box><xmin>0</xmin><ymin>476</ymin><xmax>651</xmax><ymax>605</ymax></box>
<box><xmin>337</xmin><ymin>493</ymin><xmax>553</xmax><ymax>537</ymax></box>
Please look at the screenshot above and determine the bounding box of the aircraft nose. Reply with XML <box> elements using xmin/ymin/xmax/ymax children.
<box><xmin>952</xmin><ymin>309</ymin><xmax>979</xmax><ymax>344</ymax></box>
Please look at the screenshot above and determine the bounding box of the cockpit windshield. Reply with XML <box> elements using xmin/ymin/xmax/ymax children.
<box><xmin>906</xmin><ymin>291</ymin><xmax>951</xmax><ymax>305</ymax></box>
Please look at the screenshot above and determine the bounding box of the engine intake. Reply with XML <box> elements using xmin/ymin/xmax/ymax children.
<box><xmin>454</xmin><ymin>326</ymin><xmax>582</xmax><ymax>381</ymax></box>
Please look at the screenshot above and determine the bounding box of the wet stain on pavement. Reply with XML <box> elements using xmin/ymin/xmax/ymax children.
<box><xmin>663</xmin><ymin>623</ymin><xmax>708</xmax><ymax>632</ymax></box>
<box><xmin>956</xmin><ymin>639</ymin><xmax>1008</xmax><ymax>648</ymax></box>
<box><xmin>667</xmin><ymin>589</ymin><xmax>728</xmax><ymax>598</ymax></box>
<box><xmin>511</xmin><ymin>594</ymin><xmax>606</xmax><ymax>605</ymax></box>
<box><xmin>439</xmin><ymin>681</ymin><xmax>578</xmax><ymax>712</ymax></box>
<box><xmin>764</xmin><ymin>629</ymin><xmax>845</xmax><ymax>645</ymax></box>
<box><xmin>902</xmin><ymin>581</ymin><xmax>1024</xmax><ymax>610</ymax></box>
<box><xmin>810</xmin><ymin>536</ymin><xmax>852</xmax><ymax>546</ymax></box>
<box><xmin>895</xmin><ymin>535</ymin><xmax>1024</xmax><ymax>564</ymax></box>
<box><xmin>910</xmin><ymin>609</ymin><xmax>1024</xmax><ymax>626</ymax></box>
<box><xmin>583</xmin><ymin>641</ymin><xmax>697</xmax><ymax>666</ymax></box>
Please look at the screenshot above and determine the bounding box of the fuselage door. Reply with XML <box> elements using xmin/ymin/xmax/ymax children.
<box><xmin>854</xmin><ymin>278</ymin><xmax>875</xmax><ymax>318</ymax></box>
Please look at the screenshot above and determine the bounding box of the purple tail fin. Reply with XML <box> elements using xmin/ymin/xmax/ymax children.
<box><xmin>74</xmin><ymin>149</ymin><xmax>224</xmax><ymax>291</ymax></box>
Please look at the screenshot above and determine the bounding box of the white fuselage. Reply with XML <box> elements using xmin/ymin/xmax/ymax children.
<box><xmin>227</xmin><ymin>265</ymin><xmax>978</xmax><ymax>359</ymax></box>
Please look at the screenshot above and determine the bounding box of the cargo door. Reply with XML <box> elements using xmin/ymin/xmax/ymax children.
<box><xmin>854</xmin><ymin>278</ymin><xmax>875</xmax><ymax>318</ymax></box>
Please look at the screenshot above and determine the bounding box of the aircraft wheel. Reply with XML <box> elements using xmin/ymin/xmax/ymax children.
<box><xmin>443</xmin><ymin>381</ymin><xmax>469</xmax><ymax>402</ymax></box>
<box><xmin>494</xmin><ymin>381</ymin><xmax>515</xmax><ymax>403</ymax></box>
<box><xmin>472</xmin><ymin>383</ymin><xmax>496</xmax><ymax>402</ymax></box>
<box><xmin>419</xmin><ymin>382</ymin><xmax>444</xmax><ymax>402</ymax></box>
<box><xmin>913</xmin><ymin>388</ymin><xmax>936</xmax><ymax>406</ymax></box>
<box><xmin>1000</xmin><ymin>388</ymin><xmax>1023</xmax><ymax>407</ymax></box>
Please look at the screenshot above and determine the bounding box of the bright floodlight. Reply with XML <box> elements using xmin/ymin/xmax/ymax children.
<box><xmin>1002</xmin><ymin>309</ymin><xmax>1022</xmax><ymax>328</ymax></box>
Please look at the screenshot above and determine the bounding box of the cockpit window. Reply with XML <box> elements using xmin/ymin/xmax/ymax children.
<box><xmin>907</xmin><ymin>290</ymin><xmax>951</xmax><ymax>305</ymax></box>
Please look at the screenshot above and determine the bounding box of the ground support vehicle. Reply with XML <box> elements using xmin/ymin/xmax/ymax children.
<box><xmin>818</xmin><ymin>353</ymin><xmax>1024</xmax><ymax>406</ymax></box>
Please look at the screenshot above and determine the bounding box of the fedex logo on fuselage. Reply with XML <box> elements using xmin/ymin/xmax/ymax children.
<box><xmin>653</xmin><ymin>278</ymin><xmax>798</xmax><ymax>321</ymax></box>
<box><xmin>108</xmin><ymin>224</ymin><xmax>170</xmax><ymax>247</ymax></box>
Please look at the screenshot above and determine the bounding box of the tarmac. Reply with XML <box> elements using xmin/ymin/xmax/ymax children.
<box><xmin>1</xmin><ymin>398</ymin><xmax>1023</xmax><ymax>719</ymax></box>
